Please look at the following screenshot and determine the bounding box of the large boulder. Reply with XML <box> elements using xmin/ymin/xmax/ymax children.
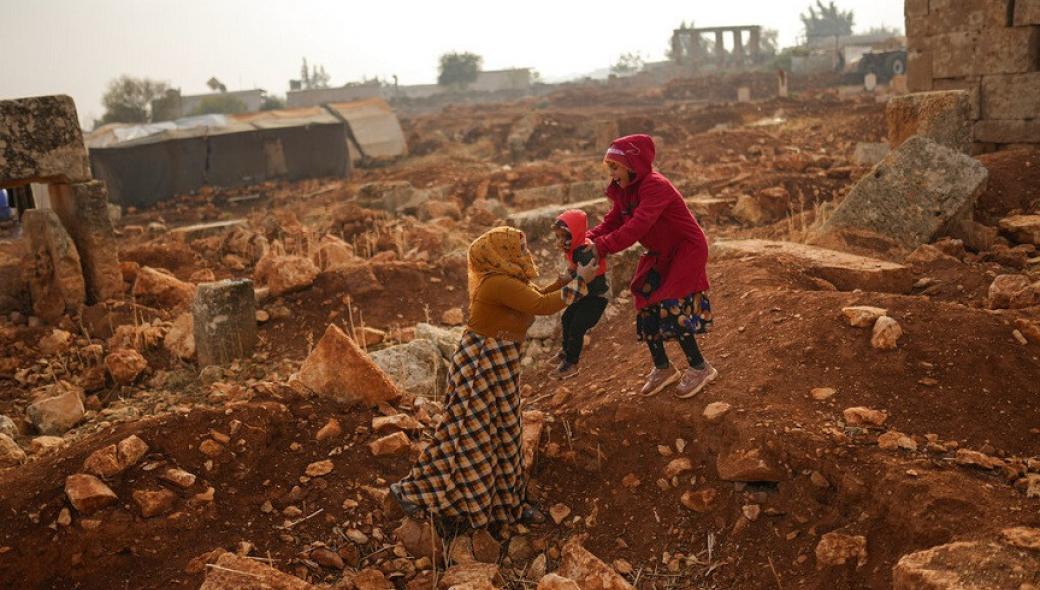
<box><xmin>254</xmin><ymin>252</ymin><xmax>319</xmax><ymax>297</ymax></box>
<box><xmin>507</xmin><ymin>198</ymin><xmax>610</xmax><ymax>243</ymax></box>
<box><xmin>132</xmin><ymin>266</ymin><xmax>195</xmax><ymax>310</ymax></box>
<box><xmin>22</xmin><ymin>208</ymin><xmax>86</xmax><ymax>322</ymax></box>
<box><xmin>26</xmin><ymin>382</ymin><xmax>84</xmax><ymax>435</ymax></box>
<box><xmin>0</xmin><ymin>95</ymin><xmax>91</xmax><ymax>185</ymax></box>
<box><xmin>813</xmin><ymin>136</ymin><xmax>988</xmax><ymax>249</ymax></box>
<box><xmin>893</xmin><ymin>540</ymin><xmax>1040</xmax><ymax>590</ymax></box>
<box><xmin>290</xmin><ymin>324</ymin><xmax>400</xmax><ymax>405</ymax></box>
<box><xmin>414</xmin><ymin>322</ymin><xmax>464</xmax><ymax>358</ymax></box>
<box><xmin>886</xmin><ymin>91</ymin><xmax>973</xmax><ymax>154</ymax></box>
<box><xmin>369</xmin><ymin>339</ymin><xmax>445</xmax><ymax>400</ymax></box>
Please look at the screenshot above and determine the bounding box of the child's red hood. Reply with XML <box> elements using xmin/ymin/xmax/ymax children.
<box><xmin>556</xmin><ymin>209</ymin><xmax>587</xmax><ymax>256</ymax></box>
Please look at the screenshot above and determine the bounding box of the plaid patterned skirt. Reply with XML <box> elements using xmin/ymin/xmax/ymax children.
<box><xmin>396</xmin><ymin>330</ymin><xmax>527</xmax><ymax>529</ymax></box>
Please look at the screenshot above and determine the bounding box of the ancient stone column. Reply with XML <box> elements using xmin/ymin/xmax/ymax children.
<box><xmin>733</xmin><ymin>30</ymin><xmax>746</xmax><ymax>66</ymax></box>
<box><xmin>714</xmin><ymin>30</ymin><xmax>726</xmax><ymax>66</ymax></box>
<box><xmin>672</xmin><ymin>30</ymin><xmax>683</xmax><ymax>64</ymax></box>
<box><xmin>22</xmin><ymin>209</ymin><xmax>86</xmax><ymax>322</ymax></box>
<box><xmin>749</xmin><ymin>27</ymin><xmax>761</xmax><ymax>61</ymax></box>
<box><xmin>49</xmin><ymin>181</ymin><xmax>123</xmax><ymax>303</ymax></box>
<box><xmin>192</xmin><ymin>279</ymin><xmax>257</xmax><ymax>367</ymax></box>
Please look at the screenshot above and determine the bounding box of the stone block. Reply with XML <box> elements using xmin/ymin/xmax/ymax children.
<box><xmin>931</xmin><ymin>77</ymin><xmax>981</xmax><ymax>120</ymax></box>
<box><xmin>290</xmin><ymin>324</ymin><xmax>401</xmax><ymax>405</ymax></box>
<box><xmin>0</xmin><ymin>95</ymin><xmax>90</xmax><ymax>185</ymax></box>
<box><xmin>852</xmin><ymin>143</ymin><xmax>890</xmax><ymax>166</ymax></box>
<box><xmin>816</xmin><ymin>136</ymin><xmax>988</xmax><ymax>249</ymax></box>
<box><xmin>981</xmin><ymin>73</ymin><xmax>1040</xmax><ymax>120</ymax></box>
<box><xmin>904</xmin><ymin>0</ymin><xmax>928</xmax><ymax>18</ymax></box>
<box><xmin>975</xmin><ymin>26</ymin><xmax>1040</xmax><ymax>75</ymax></box>
<box><xmin>927</xmin><ymin>0</ymin><xmax>1012</xmax><ymax>32</ymax></box>
<box><xmin>932</xmin><ymin>31</ymin><xmax>978</xmax><ymax>79</ymax></box>
<box><xmin>974</xmin><ymin>119</ymin><xmax>1040</xmax><ymax>144</ymax></box>
<box><xmin>369</xmin><ymin>339</ymin><xmax>444</xmax><ymax>400</ymax></box>
<box><xmin>199</xmin><ymin>552</ymin><xmax>315</xmax><ymax>590</ymax></box>
<box><xmin>1016</xmin><ymin>0</ymin><xmax>1040</xmax><ymax>25</ymax></box>
<box><xmin>886</xmin><ymin>91</ymin><xmax>973</xmax><ymax>153</ymax></box>
<box><xmin>22</xmin><ymin>208</ymin><xmax>86</xmax><ymax>322</ymax></box>
<box><xmin>192</xmin><ymin>279</ymin><xmax>257</xmax><ymax>367</ymax></box>
<box><xmin>0</xmin><ymin>240</ymin><xmax>29</xmax><ymax>313</ymax></box>
<box><xmin>906</xmin><ymin>48</ymin><xmax>934</xmax><ymax>93</ymax></box>
<box><xmin>893</xmin><ymin>541</ymin><xmax>1040</xmax><ymax>590</ymax></box>
<box><xmin>49</xmin><ymin>181</ymin><xmax>123</xmax><ymax>303</ymax></box>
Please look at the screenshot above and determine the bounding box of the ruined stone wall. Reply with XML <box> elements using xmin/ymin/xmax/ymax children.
<box><xmin>905</xmin><ymin>0</ymin><xmax>1040</xmax><ymax>149</ymax></box>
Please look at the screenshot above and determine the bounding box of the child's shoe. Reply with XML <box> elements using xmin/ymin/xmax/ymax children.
<box><xmin>554</xmin><ymin>360</ymin><xmax>579</xmax><ymax>380</ymax></box>
<box><xmin>640</xmin><ymin>366</ymin><xmax>680</xmax><ymax>397</ymax></box>
<box><xmin>675</xmin><ymin>363</ymin><xmax>718</xmax><ymax>399</ymax></box>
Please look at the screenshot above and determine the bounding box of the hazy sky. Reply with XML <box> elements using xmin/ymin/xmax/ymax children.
<box><xmin>1</xmin><ymin>0</ymin><xmax>904</xmax><ymax>126</ymax></box>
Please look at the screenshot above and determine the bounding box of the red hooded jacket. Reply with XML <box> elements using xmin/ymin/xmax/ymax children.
<box><xmin>589</xmin><ymin>134</ymin><xmax>709</xmax><ymax>309</ymax></box>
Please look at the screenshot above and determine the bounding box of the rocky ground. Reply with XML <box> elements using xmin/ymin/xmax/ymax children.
<box><xmin>1</xmin><ymin>78</ymin><xmax>1039</xmax><ymax>589</ymax></box>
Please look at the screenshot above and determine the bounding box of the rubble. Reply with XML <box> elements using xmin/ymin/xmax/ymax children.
<box><xmin>26</xmin><ymin>382</ymin><xmax>85</xmax><ymax>435</ymax></box>
<box><xmin>886</xmin><ymin>91</ymin><xmax>973</xmax><ymax>153</ymax></box>
<box><xmin>253</xmin><ymin>251</ymin><xmax>320</xmax><ymax>296</ymax></box>
<box><xmin>871</xmin><ymin>316</ymin><xmax>903</xmax><ymax>350</ymax></box>
<box><xmin>104</xmin><ymin>348</ymin><xmax>148</xmax><ymax>385</ymax></box>
<box><xmin>815</xmin><ymin>532</ymin><xmax>868</xmax><ymax>568</ymax></box>
<box><xmin>892</xmin><ymin>541</ymin><xmax>1040</xmax><ymax>590</ymax></box>
<box><xmin>369</xmin><ymin>339</ymin><xmax>445</xmax><ymax>400</ymax></box>
<box><xmin>557</xmin><ymin>538</ymin><xmax>634</xmax><ymax>590</ymax></box>
<box><xmin>198</xmin><ymin>552</ymin><xmax>315</xmax><ymax>589</ymax></box>
<box><xmin>0</xmin><ymin>433</ymin><xmax>27</xmax><ymax>467</ymax></box>
<box><xmin>132</xmin><ymin>266</ymin><xmax>196</xmax><ymax>310</ymax></box>
<box><xmin>998</xmin><ymin>214</ymin><xmax>1040</xmax><ymax>246</ymax></box>
<box><xmin>65</xmin><ymin>473</ymin><xmax>118</xmax><ymax>514</ymax></box>
<box><xmin>22</xmin><ymin>208</ymin><xmax>86</xmax><ymax>322</ymax></box>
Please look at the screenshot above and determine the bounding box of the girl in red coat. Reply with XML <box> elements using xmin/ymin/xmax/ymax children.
<box><xmin>590</xmin><ymin>134</ymin><xmax>717</xmax><ymax>398</ymax></box>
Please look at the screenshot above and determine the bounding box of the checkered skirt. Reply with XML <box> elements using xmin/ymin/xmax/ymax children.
<box><xmin>396</xmin><ymin>330</ymin><xmax>526</xmax><ymax>529</ymax></box>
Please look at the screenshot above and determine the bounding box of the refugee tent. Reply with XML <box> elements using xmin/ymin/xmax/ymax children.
<box><xmin>324</xmin><ymin>98</ymin><xmax>408</xmax><ymax>159</ymax></box>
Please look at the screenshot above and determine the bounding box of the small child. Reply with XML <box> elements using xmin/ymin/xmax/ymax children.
<box><xmin>540</xmin><ymin>209</ymin><xmax>610</xmax><ymax>379</ymax></box>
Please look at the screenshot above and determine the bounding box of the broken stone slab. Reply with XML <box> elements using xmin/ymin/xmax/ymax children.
<box><xmin>65</xmin><ymin>473</ymin><xmax>117</xmax><ymax>514</ymax></box>
<box><xmin>48</xmin><ymin>181</ymin><xmax>123</xmax><ymax>303</ymax></box>
<box><xmin>22</xmin><ymin>208</ymin><xmax>86</xmax><ymax>322</ymax></box>
<box><xmin>506</xmin><ymin>197</ymin><xmax>610</xmax><ymax>243</ymax></box>
<box><xmin>0</xmin><ymin>240</ymin><xmax>29</xmax><ymax>313</ymax></box>
<box><xmin>813</xmin><ymin>136</ymin><xmax>988</xmax><ymax>249</ymax></box>
<box><xmin>132</xmin><ymin>266</ymin><xmax>196</xmax><ymax>310</ymax></box>
<box><xmin>199</xmin><ymin>552</ymin><xmax>316</xmax><ymax>590</ymax></box>
<box><xmin>711</xmin><ymin>239</ymin><xmax>913</xmax><ymax>293</ymax></box>
<box><xmin>290</xmin><ymin>324</ymin><xmax>401</xmax><ymax>405</ymax></box>
<box><xmin>0</xmin><ymin>95</ymin><xmax>91</xmax><ymax>185</ymax></box>
<box><xmin>169</xmin><ymin>219</ymin><xmax>247</xmax><ymax>242</ymax></box>
<box><xmin>886</xmin><ymin>91</ymin><xmax>972</xmax><ymax>153</ymax></box>
<box><xmin>852</xmin><ymin>142</ymin><xmax>890</xmax><ymax>167</ymax></box>
<box><xmin>253</xmin><ymin>252</ymin><xmax>319</xmax><ymax>297</ymax></box>
<box><xmin>998</xmin><ymin>215</ymin><xmax>1040</xmax><ymax>246</ymax></box>
<box><xmin>192</xmin><ymin>279</ymin><xmax>257</xmax><ymax>367</ymax></box>
<box><xmin>557</xmin><ymin>538</ymin><xmax>634</xmax><ymax>590</ymax></box>
<box><xmin>26</xmin><ymin>382</ymin><xmax>85</xmax><ymax>435</ymax></box>
<box><xmin>369</xmin><ymin>338</ymin><xmax>445</xmax><ymax>400</ymax></box>
<box><xmin>892</xmin><ymin>540</ymin><xmax>1040</xmax><ymax>590</ymax></box>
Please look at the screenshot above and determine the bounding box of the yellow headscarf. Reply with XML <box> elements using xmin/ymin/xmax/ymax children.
<box><xmin>467</xmin><ymin>227</ymin><xmax>539</xmax><ymax>301</ymax></box>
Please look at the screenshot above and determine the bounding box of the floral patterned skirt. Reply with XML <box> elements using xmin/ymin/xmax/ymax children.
<box><xmin>636</xmin><ymin>291</ymin><xmax>713</xmax><ymax>342</ymax></box>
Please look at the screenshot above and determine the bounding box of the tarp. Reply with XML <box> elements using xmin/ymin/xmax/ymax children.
<box><xmin>324</xmin><ymin>98</ymin><xmax>408</xmax><ymax>159</ymax></box>
<box><xmin>83</xmin><ymin>115</ymin><xmax>234</xmax><ymax>148</ymax></box>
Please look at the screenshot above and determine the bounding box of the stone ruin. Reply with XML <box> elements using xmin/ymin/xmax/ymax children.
<box><xmin>0</xmin><ymin>95</ymin><xmax>122</xmax><ymax>322</ymax></box>
<box><xmin>905</xmin><ymin>0</ymin><xmax>1040</xmax><ymax>149</ymax></box>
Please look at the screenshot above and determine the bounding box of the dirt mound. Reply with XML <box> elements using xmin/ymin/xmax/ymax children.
<box><xmin>975</xmin><ymin>147</ymin><xmax>1040</xmax><ymax>224</ymax></box>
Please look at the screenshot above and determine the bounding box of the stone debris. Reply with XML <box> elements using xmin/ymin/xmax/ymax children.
<box><xmin>65</xmin><ymin>473</ymin><xmax>118</xmax><ymax>514</ymax></box>
<box><xmin>815</xmin><ymin>532</ymin><xmax>868</xmax><ymax>568</ymax></box>
<box><xmin>681</xmin><ymin>488</ymin><xmax>719</xmax><ymax>512</ymax></box>
<box><xmin>160</xmin><ymin>468</ymin><xmax>197</xmax><ymax>489</ymax></box>
<box><xmin>811</xmin><ymin>387</ymin><xmax>836</xmax><ymax>401</ymax></box>
<box><xmin>841</xmin><ymin>306</ymin><xmax>888</xmax><ymax>328</ymax></box>
<box><xmin>315</xmin><ymin>418</ymin><xmax>342</xmax><ymax>441</ymax></box>
<box><xmin>198</xmin><ymin>552</ymin><xmax>315</xmax><ymax>589</ymax></box>
<box><xmin>0</xmin><ymin>433</ymin><xmax>27</xmax><ymax>467</ymax></box>
<box><xmin>369</xmin><ymin>339</ymin><xmax>445</xmax><ymax>400</ymax></box>
<box><xmin>702</xmin><ymin>401</ymin><xmax>732</xmax><ymax>423</ymax></box>
<box><xmin>441</xmin><ymin>307</ymin><xmax>465</xmax><ymax>326</ymax></box>
<box><xmin>22</xmin><ymin>208</ymin><xmax>86</xmax><ymax>322</ymax></box>
<box><xmin>663</xmin><ymin>457</ymin><xmax>693</xmax><ymax>479</ymax></box>
<box><xmin>132</xmin><ymin>266</ymin><xmax>196</xmax><ymax>310</ymax></box>
<box><xmin>893</xmin><ymin>541</ymin><xmax>1040</xmax><ymax>590</ymax></box>
<box><xmin>26</xmin><ymin>382</ymin><xmax>85</xmax><ymax>435</ymax></box>
<box><xmin>998</xmin><ymin>214</ymin><xmax>1040</xmax><ymax>246</ymax></box>
<box><xmin>192</xmin><ymin>279</ymin><xmax>257</xmax><ymax>366</ymax></box>
<box><xmin>372</xmin><ymin>414</ymin><xmax>422</xmax><ymax>433</ymax></box>
<box><xmin>83</xmin><ymin>434</ymin><xmax>149</xmax><ymax>478</ymax></box>
<box><xmin>716</xmin><ymin>447</ymin><xmax>786</xmax><ymax>482</ymax></box>
<box><xmin>549</xmin><ymin>503</ymin><xmax>571</xmax><ymax>524</ymax></box>
<box><xmin>557</xmin><ymin>538</ymin><xmax>635</xmax><ymax>590</ymax></box>
<box><xmin>439</xmin><ymin>563</ymin><xmax>502</xmax><ymax>589</ymax></box>
<box><xmin>537</xmin><ymin>574</ymin><xmax>581</xmax><ymax>590</ymax></box>
<box><xmin>843</xmin><ymin>406</ymin><xmax>888</xmax><ymax>427</ymax></box>
<box><xmin>304</xmin><ymin>459</ymin><xmax>333</xmax><ymax>477</ymax></box>
<box><xmin>290</xmin><ymin>324</ymin><xmax>401</xmax><ymax>405</ymax></box>
<box><xmin>521</xmin><ymin>410</ymin><xmax>546</xmax><ymax>471</ymax></box>
<box><xmin>871</xmin><ymin>316</ymin><xmax>903</xmax><ymax>350</ymax></box>
<box><xmin>368</xmin><ymin>431</ymin><xmax>410</xmax><ymax>456</ymax></box>
<box><xmin>104</xmin><ymin>348</ymin><xmax>148</xmax><ymax>385</ymax></box>
<box><xmin>253</xmin><ymin>251</ymin><xmax>319</xmax><ymax>297</ymax></box>
<box><xmin>132</xmin><ymin>488</ymin><xmax>178</xmax><ymax>518</ymax></box>
<box><xmin>988</xmin><ymin>274</ymin><xmax>1040</xmax><ymax>309</ymax></box>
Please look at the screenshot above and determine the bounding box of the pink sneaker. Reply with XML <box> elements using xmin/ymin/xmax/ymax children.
<box><xmin>675</xmin><ymin>364</ymin><xmax>718</xmax><ymax>399</ymax></box>
<box><xmin>640</xmin><ymin>366</ymin><xmax>680</xmax><ymax>397</ymax></box>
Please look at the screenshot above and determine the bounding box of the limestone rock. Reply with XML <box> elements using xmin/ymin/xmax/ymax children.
<box><xmin>369</xmin><ymin>338</ymin><xmax>444</xmax><ymax>400</ymax></box>
<box><xmin>988</xmin><ymin>274</ymin><xmax>1040</xmax><ymax>310</ymax></box>
<box><xmin>663</xmin><ymin>457</ymin><xmax>693</xmax><ymax>479</ymax></box>
<box><xmin>305</xmin><ymin>459</ymin><xmax>334</xmax><ymax>477</ymax></box>
<box><xmin>161</xmin><ymin>468</ymin><xmax>197</xmax><ymax>489</ymax></box>
<box><xmin>702</xmin><ymin>402</ymin><xmax>731</xmax><ymax>423</ymax></box>
<box><xmin>680</xmin><ymin>488</ymin><xmax>718</xmax><ymax>512</ymax></box>
<box><xmin>313</xmin><ymin>234</ymin><xmax>358</xmax><ymax>271</ymax></box>
<box><xmin>557</xmin><ymin>538</ymin><xmax>634</xmax><ymax>590</ymax></box>
<box><xmin>852</xmin><ymin>142</ymin><xmax>890</xmax><ymax>166</ymax></box>
<box><xmin>811</xmin><ymin>387</ymin><xmax>837</xmax><ymax>401</ymax></box>
<box><xmin>254</xmin><ymin>253</ymin><xmax>319</xmax><ymax>297</ymax></box>
<box><xmin>886</xmin><ymin>91</ymin><xmax>972</xmax><ymax>153</ymax></box>
<box><xmin>315</xmin><ymin>418</ymin><xmax>342</xmax><ymax>441</ymax></box>
<box><xmin>22</xmin><ymin>208</ymin><xmax>86</xmax><ymax>322</ymax></box>
<box><xmin>712</xmin><ymin>239</ymin><xmax>913</xmax><ymax>293</ymax></box>
<box><xmin>716</xmin><ymin>447</ymin><xmax>786</xmax><ymax>482</ymax></box>
<box><xmin>49</xmin><ymin>180</ymin><xmax>124</xmax><ymax>303</ymax></box>
<box><xmin>441</xmin><ymin>307</ymin><xmax>465</xmax><ymax>326</ymax></box>
<box><xmin>0</xmin><ymin>433</ymin><xmax>27</xmax><ymax>467</ymax></box>
<box><xmin>955</xmin><ymin>449</ymin><xmax>1003</xmax><ymax>470</ymax></box>
<box><xmin>133</xmin><ymin>488</ymin><xmax>177</xmax><ymax>518</ymax></box>
<box><xmin>843</xmin><ymin>406</ymin><xmax>889</xmax><ymax>427</ymax></box>
<box><xmin>192</xmin><ymin>279</ymin><xmax>257</xmax><ymax>366</ymax></box>
<box><xmin>39</xmin><ymin>329</ymin><xmax>74</xmax><ymax>355</ymax></box>
<box><xmin>438</xmin><ymin>563</ymin><xmax>502</xmax><ymax>590</ymax></box>
<box><xmin>291</xmin><ymin>324</ymin><xmax>400</xmax><ymax>405</ymax></box>
<box><xmin>372</xmin><ymin>414</ymin><xmax>422</xmax><ymax>433</ymax></box>
<box><xmin>842</xmin><ymin>306</ymin><xmax>888</xmax><ymax>328</ymax></box>
<box><xmin>163</xmin><ymin>312</ymin><xmax>196</xmax><ymax>360</ymax></box>
<box><xmin>893</xmin><ymin>541</ymin><xmax>1040</xmax><ymax>590</ymax></box>
<box><xmin>815</xmin><ymin>532</ymin><xmax>868</xmax><ymax>568</ymax></box>
<box><xmin>353</xmin><ymin>568</ymin><xmax>393</xmax><ymax>590</ymax></box>
<box><xmin>26</xmin><ymin>382</ymin><xmax>84</xmax><ymax>435</ymax></box>
<box><xmin>871</xmin><ymin>316</ymin><xmax>903</xmax><ymax>350</ymax></box>
<box><xmin>0</xmin><ymin>414</ymin><xmax>16</xmax><ymax>439</ymax></box>
<box><xmin>132</xmin><ymin>266</ymin><xmax>196</xmax><ymax>310</ymax></box>
<box><xmin>999</xmin><ymin>215</ymin><xmax>1040</xmax><ymax>246</ymax></box>
<box><xmin>369</xmin><ymin>431</ymin><xmax>410</xmax><ymax>456</ymax></box>
<box><xmin>550</xmin><ymin>503</ymin><xmax>571</xmax><ymax>524</ymax></box>
<box><xmin>414</xmin><ymin>322</ymin><xmax>464</xmax><ymax>358</ymax></box>
<box><xmin>1002</xmin><ymin>527</ymin><xmax>1040</xmax><ymax>551</ymax></box>
<box><xmin>199</xmin><ymin>552</ymin><xmax>315</xmax><ymax>589</ymax></box>
<box><xmin>104</xmin><ymin>348</ymin><xmax>148</xmax><ymax>385</ymax></box>
<box><xmin>65</xmin><ymin>473</ymin><xmax>117</xmax><ymax>514</ymax></box>
<box><xmin>814</xmin><ymin>136</ymin><xmax>988</xmax><ymax>249</ymax></box>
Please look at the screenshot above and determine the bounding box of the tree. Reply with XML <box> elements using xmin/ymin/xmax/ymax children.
<box><xmin>190</xmin><ymin>94</ymin><xmax>247</xmax><ymax>116</ymax></box>
<box><xmin>261</xmin><ymin>94</ymin><xmax>286</xmax><ymax>111</ymax></box>
<box><xmin>206</xmin><ymin>77</ymin><xmax>227</xmax><ymax>93</ymax></box>
<box><xmin>801</xmin><ymin>0</ymin><xmax>854</xmax><ymax>38</ymax></box>
<box><xmin>437</xmin><ymin>52</ymin><xmax>482</xmax><ymax>89</ymax></box>
<box><xmin>297</xmin><ymin>58</ymin><xmax>332</xmax><ymax>90</ymax></box>
<box><xmin>150</xmin><ymin>89</ymin><xmax>182</xmax><ymax>122</ymax></box>
<box><xmin>611</xmin><ymin>52</ymin><xmax>644</xmax><ymax>75</ymax></box>
<box><xmin>760</xmin><ymin>29</ymin><xmax>780</xmax><ymax>56</ymax></box>
<box><xmin>99</xmin><ymin>75</ymin><xmax>170</xmax><ymax>124</ymax></box>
